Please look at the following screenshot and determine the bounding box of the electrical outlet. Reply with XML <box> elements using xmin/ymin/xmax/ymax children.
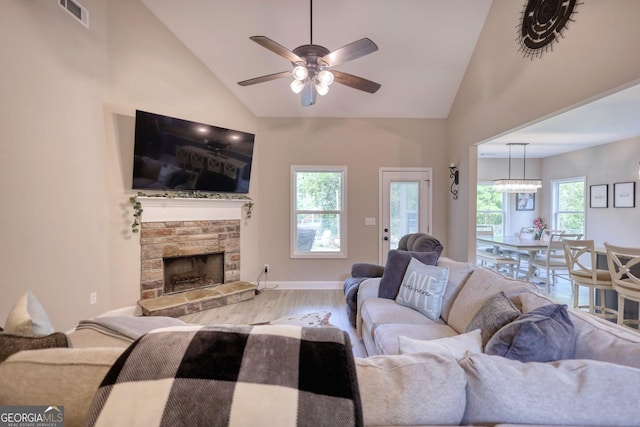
<box><xmin>264</xmin><ymin>264</ymin><xmax>269</xmax><ymax>273</ymax></box>
<box><xmin>90</xmin><ymin>291</ymin><xmax>97</xmax><ymax>305</ymax></box>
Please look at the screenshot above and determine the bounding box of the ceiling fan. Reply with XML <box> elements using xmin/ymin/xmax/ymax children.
<box><xmin>237</xmin><ymin>0</ymin><xmax>381</xmax><ymax>107</ymax></box>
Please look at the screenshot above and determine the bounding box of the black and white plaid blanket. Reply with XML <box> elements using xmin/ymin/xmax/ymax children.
<box><xmin>84</xmin><ymin>324</ymin><xmax>362</xmax><ymax>427</ymax></box>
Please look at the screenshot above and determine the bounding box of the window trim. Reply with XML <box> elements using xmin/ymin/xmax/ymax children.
<box><xmin>290</xmin><ymin>165</ymin><xmax>347</xmax><ymax>259</ymax></box>
<box><xmin>551</xmin><ymin>176</ymin><xmax>586</xmax><ymax>235</ymax></box>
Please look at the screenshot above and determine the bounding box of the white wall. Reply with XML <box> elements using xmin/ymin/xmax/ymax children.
<box><xmin>541</xmin><ymin>138</ymin><xmax>640</xmax><ymax>247</ymax></box>
<box><xmin>448</xmin><ymin>0</ymin><xmax>640</xmax><ymax>261</ymax></box>
<box><xmin>254</xmin><ymin>117</ymin><xmax>449</xmax><ymax>283</ymax></box>
<box><xmin>0</xmin><ymin>0</ymin><xmax>110</xmax><ymax>330</ymax></box>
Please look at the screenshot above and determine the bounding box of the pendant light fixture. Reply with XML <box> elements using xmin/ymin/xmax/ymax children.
<box><xmin>493</xmin><ymin>143</ymin><xmax>542</xmax><ymax>193</ymax></box>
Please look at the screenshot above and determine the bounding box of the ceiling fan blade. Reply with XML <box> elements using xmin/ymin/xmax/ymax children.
<box><xmin>332</xmin><ymin>70</ymin><xmax>381</xmax><ymax>94</ymax></box>
<box><xmin>237</xmin><ymin>71</ymin><xmax>291</xmax><ymax>86</ymax></box>
<box><xmin>301</xmin><ymin>82</ymin><xmax>317</xmax><ymax>106</ymax></box>
<box><xmin>249</xmin><ymin>36</ymin><xmax>305</xmax><ymax>63</ymax></box>
<box><xmin>320</xmin><ymin>38</ymin><xmax>378</xmax><ymax>67</ymax></box>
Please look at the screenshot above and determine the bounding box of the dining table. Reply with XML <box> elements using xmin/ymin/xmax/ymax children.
<box><xmin>476</xmin><ymin>235</ymin><xmax>548</xmax><ymax>278</ymax></box>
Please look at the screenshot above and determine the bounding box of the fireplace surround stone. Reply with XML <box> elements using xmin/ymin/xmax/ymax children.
<box><xmin>137</xmin><ymin>219</ymin><xmax>256</xmax><ymax>316</ymax></box>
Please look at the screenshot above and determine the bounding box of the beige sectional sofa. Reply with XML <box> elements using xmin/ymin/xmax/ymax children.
<box><xmin>2</xmin><ymin>257</ymin><xmax>640</xmax><ymax>426</ymax></box>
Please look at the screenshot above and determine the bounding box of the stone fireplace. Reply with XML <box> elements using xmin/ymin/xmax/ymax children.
<box><xmin>139</xmin><ymin>219</ymin><xmax>240</xmax><ymax>300</ymax></box>
<box><xmin>135</xmin><ymin>197</ymin><xmax>256</xmax><ymax>317</ymax></box>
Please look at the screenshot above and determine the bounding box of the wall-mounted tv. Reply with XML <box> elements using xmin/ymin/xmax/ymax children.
<box><xmin>132</xmin><ymin>110</ymin><xmax>254</xmax><ymax>194</ymax></box>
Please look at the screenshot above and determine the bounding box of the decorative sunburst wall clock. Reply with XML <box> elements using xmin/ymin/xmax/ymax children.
<box><xmin>518</xmin><ymin>0</ymin><xmax>580</xmax><ymax>59</ymax></box>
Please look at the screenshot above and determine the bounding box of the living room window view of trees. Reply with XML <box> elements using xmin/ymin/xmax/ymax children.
<box><xmin>291</xmin><ymin>166</ymin><xmax>346</xmax><ymax>258</ymax></box>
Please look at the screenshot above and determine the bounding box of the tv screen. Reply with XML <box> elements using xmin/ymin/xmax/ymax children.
<box><xmin>132</xmin><ymin>110</ymin><xmax>254</xmax><ymax>194</ymax></box>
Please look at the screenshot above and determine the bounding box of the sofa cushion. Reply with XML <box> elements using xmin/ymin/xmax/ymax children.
<box><xmin>569</xmin><ymin>307</ymin><xmax>640</xmax><ymax>369</ymax></box>
<box><xmin>437</xmin><ymin>257</ymin><xmax>475</xmax><ymax>323</ymax></box>
<box><xmin>466</xmin><ymin>291</ymin><xmax>521</xmax><ymax>347</ymax></box>
<box><xmin>460</xmin><ymin>353</ymin><xmax>640</xmax><ymax>426</ymax></box>
<box><xmin>395</xmin><ymin>259</ymin><xmax>449</xmax><ymax>320</ymax></box>
<box><xmin>378</xmin><ymin>250</ymin><xmax>439</xmax><ymax>299</ymax></box>
<box><xmin>486</xmin><ymin>304</ymin><xmax>576</xmax><ymax>363</ymax></box>
<box><xmin>361</xmin><ymin>298</ymin><xmax>440</xmax><ymax>330</ymax></box>
<box><xmin>0</xmin><ymin>347</ymin><xmax>125</xmax><ymax>427</ymax></box>
<box><xmin>356</xmin><ymin>352</ymin><xmax>466</xmax><ymax>426</ymax></box>
<box><xmin>447</xmin><ymin>268</ymin><xmax>536</xmax><ymax>334</ymax></box>
<box><xmin>4</xmin><ymin>291</ymin><xmax>55</xmax><ymax>336</ymax></box>
<box><xmin>398</xmin><ymin>328</ymin><xmax>482</xmax><ymax>359</ymax></box>
<box><xmin>372</xmin><ymin>323</ymin><xmax>458</xmax><ymax>355</ymax></box>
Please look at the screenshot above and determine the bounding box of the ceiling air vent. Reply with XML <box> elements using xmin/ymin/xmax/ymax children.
<box><xmin>59</xmin><ymin>0</ymin><xmax>89</xmax><ymax>29</ymax></box>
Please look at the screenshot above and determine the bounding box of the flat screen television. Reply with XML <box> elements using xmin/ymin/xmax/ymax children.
<box><xmin>132</xmin><ymin>110</ymin><xmax>255</xmax><ymax>194</ymax></box>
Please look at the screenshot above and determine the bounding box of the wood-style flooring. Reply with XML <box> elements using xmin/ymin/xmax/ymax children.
<box><xmin>179</xmin><ymin>274</ymin><xmax>579</xmax><ymax>359</ymax></box>
<box><xmin>180</xmin><ymin>288</ymin><xmax>367</xmax><ymax>357</ymax></box>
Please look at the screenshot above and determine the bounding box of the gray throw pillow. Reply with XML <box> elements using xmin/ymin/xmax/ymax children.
<box><xmin>466</xmin><ymin>291</ymin><xmax>521</xmax><ymax>347</ymax></box>
<box><xmin>378</xmin><ymin>250</ymin><xmax>439</xmax><ymax>299</ymax></box>
<box><xmin>485</xmin><ymin>303</ymin><xmax>576</xmax><ymax>362</ymax></box>
<box><xmin>395</xmin><ymin>258</ymin><xmax>449</xmax><ymax>320</ymax></box>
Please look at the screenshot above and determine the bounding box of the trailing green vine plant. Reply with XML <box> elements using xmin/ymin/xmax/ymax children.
<box><xmin>129</xmin><ymin>191</ymin><xmax>253</xmax><ymax>233</ymax></box>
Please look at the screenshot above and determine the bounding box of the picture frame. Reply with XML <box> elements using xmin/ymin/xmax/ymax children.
<box><xmin>516</xmin><ymin>192</ymin><xmax>535</xmax><ymax>211</ymax></box>
<box><xmin>589</xmin><ymin>184</ymin><xmax>608</xmax><ymax>208</ymax></box>
<box><xmin>613</xmin><ymin>182</ymin><xmax>636</xmax><ymax>208</ymax></box>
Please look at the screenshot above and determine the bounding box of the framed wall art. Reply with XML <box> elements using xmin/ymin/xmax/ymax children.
<box><xmin>613</xmin><ymin>182</ymin><xmax>636</xmax><ymax>208</ymax></box>
<box><xmin>589</xmin><ymin>184</ymin><xmax>608</xmax><ymax>208</ymax></box>
<box><xmin>516</xmin><ymin>192</ymin><xmax>535</xmax><ymax>211</ymax></box>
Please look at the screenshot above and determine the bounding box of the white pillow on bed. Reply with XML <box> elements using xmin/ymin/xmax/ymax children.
<box><xmin>398</xmin><ymin>328</ymin><xmax>482</xmax><ymax>359</ymax></box>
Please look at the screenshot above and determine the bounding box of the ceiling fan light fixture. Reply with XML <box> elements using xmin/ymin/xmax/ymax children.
<box><xmin>317</xmin><ymin>70</ymin><xmax>334</xmax><ymax>86</ymax></box>
<box><xmin>292</xmin><ymin>65</ymin><xmax>308</xmax><ymax>81</ymax></box>
<box><xmin>290</xmin><ymin>79</ymin><xmax>305</xmax><ymax>94</ymax></box>
<box><xmin>315</xmin><ymin>80</ymin><xmax>329</xmax><ymax>96</ymax></box>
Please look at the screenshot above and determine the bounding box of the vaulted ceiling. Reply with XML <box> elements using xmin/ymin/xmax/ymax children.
<box><xmin>141</xmin><ymin>0</ymin><xmax>492</xmax><ymax>119</ymax></box>
<box><xmin>141</xmin><ymin>1</ymin><xmax>640</xmax><ymax>158</ymax></box>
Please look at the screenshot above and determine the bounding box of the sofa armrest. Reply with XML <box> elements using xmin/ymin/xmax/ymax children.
<box><xmin>351</xmin><ymin>263</ymin><xmax>385</xmax><ymax>278</ymax></box>
<box><xmin>356</xmin><ymin>278</ymin><xmax>381</xmax><ymax>335</ymax></box>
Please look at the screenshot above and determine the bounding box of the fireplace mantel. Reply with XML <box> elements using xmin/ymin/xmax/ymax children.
<box><xmin>137</xmin><ymin>196</ymin><xmax>247</xmax><ymax>222</ymax></box>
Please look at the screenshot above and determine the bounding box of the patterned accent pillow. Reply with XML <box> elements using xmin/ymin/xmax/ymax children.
<box><xmin>395</xmin><ymin>258</ymin><xmax>449</xmax><ymax>320</ymax></box>
<box><xmin>486</xmin><ymin>303</ymin><xmax>576</xmax><ymax>362</ymax></box>
<box><xmin>0</xmin><ymin>332</ymin><xmax>70</xmax><ymax>362</ymax></box>
<box><xmin>466</xmin><ymin>291</ymin><xmax>521</xmax><ymax>347</ymax></box>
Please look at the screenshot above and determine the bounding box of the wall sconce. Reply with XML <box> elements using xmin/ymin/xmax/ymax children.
<box><xmin>449</xmin><ymin>163</ymin><xmax>459</xmax><ymax>200</ymax></box>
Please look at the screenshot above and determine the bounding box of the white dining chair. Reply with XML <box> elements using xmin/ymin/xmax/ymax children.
<box><xmin>605</xmin><ymin>242</ymin><xmax>640</xmax><ymax>329</ymax></box>
<box><xmin>528</xmin><ymin>231</ymin><xmax>582</xmax><ymax>292</ymax></box>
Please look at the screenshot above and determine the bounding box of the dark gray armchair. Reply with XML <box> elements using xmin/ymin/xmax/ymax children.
<box><xmin>343</xmin><ymin>233</ymin><xmax>444</xmax><ymax>326</ymax></box>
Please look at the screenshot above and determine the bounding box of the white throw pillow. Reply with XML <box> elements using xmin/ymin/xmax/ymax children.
<box><xmin>356</xmin><ymin>352</ymin><xmax>466</xmax><ymax>426</ymax></box>
<box><xmin>4</xmin><ymin>291</ymin><xmax>55</xmax><ymax>336</ymax></box>
<box><xmin>398</xmin><ymin>328</ymin><xmax>482</xmax><ymax>359</ymax></box>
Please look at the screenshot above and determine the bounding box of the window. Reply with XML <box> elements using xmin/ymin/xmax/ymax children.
<box><xmin>291</xmin><ymin>166</ymin><xmax>347</xmax><ymax>258</ymax></box>
<box><xmin>476</xmin><ymin>183</ymin><xmax>506</xmax><ymax>237</ymax></box>
<box><xmin>551</xmin><ymin>177</ymin><xmax>585</xmax><ymax>235</ymax></box>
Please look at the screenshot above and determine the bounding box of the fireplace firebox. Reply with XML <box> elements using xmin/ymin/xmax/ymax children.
<box><xmin>163</xmin><ymin>252</ymin><xmax>224</xmax><ymax>295</ymax></box>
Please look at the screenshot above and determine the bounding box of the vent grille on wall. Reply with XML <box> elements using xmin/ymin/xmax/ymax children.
<box><xmin>59</xmin><ymin>0</ymin><xmax>89</xmax><ymax>29</ymax></box>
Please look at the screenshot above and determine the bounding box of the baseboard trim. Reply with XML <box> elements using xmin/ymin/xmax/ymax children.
<box><xmin>259</xmin><ymin>281</ymin><xmax>343</xmax><ymax>290</ymax></box>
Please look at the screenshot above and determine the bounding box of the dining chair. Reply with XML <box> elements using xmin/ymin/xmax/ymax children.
<box><xmin>511</xmin><ymin>226</ymin><xmax>536</xmax><ymax>276</ymax></box>
<box><xmin>475</xmin><ymin>225</ymin><xmax>518</xmax><ymax>277</ymax></box>
<box><xmin>604</xmin><ymin>242</ymin><xmax>640</xmax><ymax>329</ymax></box>
<box><xmin>528</xmin><ymin>232</ymin><xmax>582</xmax><ymax>292</ymax></box>
<box><xmin>563</xmin><ymin>239</ymin><xmax>617</xmax><ymax>320</ymax></box>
